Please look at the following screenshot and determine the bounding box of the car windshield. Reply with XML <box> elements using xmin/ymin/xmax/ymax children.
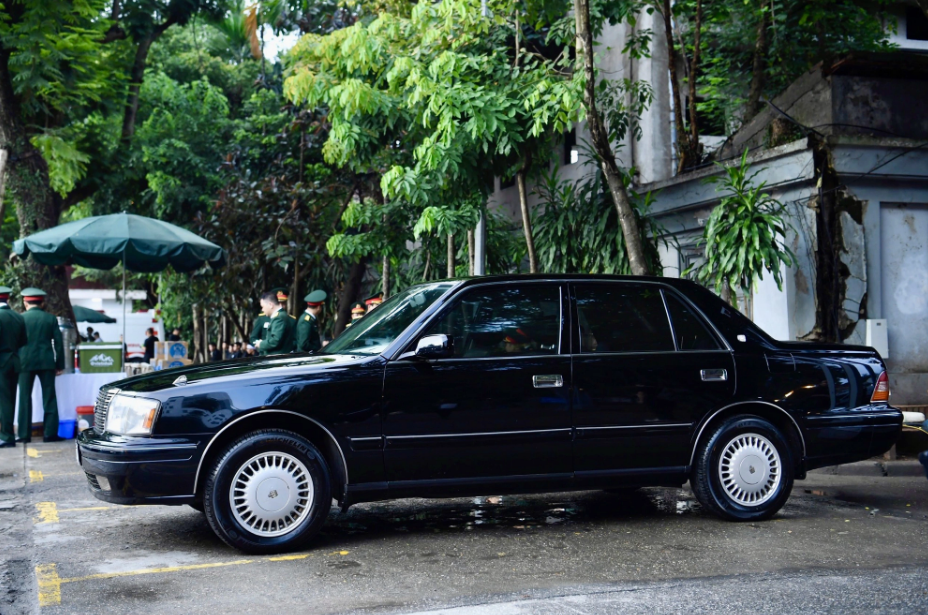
<box><xmin>320</xmin><ymin>282</ymin><xmax>455</xmax><ymax>356</ymax></box>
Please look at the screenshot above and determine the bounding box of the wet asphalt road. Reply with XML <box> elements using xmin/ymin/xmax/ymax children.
<box><xmin>1</xmin><ymin>440</ymin><xmax>927</xmax><ymax>614</ymax></box>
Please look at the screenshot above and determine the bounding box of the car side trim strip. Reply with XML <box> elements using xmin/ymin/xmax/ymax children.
<box><xmin>192</xmin><ymin>410</ymin><xmax>349</xmax><ymax>494</ymax></box>
<box><xmin>388</xmin><ymin>428</ymin><xmax>571</xmax><ymax>440</ymax></box>
<box><xmin>688</xmin><ymin>401</ymin><xmax>806</xmax><ymax>468</ymax></box>
<box><xmin>577</xmin><ymin>423</ymin><xmax>693</xmax><ymax>431</ymax></box>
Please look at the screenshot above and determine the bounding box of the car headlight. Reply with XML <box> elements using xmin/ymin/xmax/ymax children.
<box><xmin>105</xmin><ymin>395</ymin><xmax>161</xmax><ymax>436</ymax></box>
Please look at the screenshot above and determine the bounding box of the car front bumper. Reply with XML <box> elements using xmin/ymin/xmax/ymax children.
<box><xmin>77</xmin><ymin>429</ymin><xmax>204</xmax><ymax>505</ymax></box>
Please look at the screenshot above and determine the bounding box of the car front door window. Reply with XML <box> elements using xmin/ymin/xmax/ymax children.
<box><xmin>425</xmin><ymin>285</ymin><xmax>561</xmax><ymax>358</ymax></box>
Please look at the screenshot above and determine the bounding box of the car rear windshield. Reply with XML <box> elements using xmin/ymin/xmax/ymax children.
<box><xmin>320</xmin><ymin>283</ymin><xmax>455</xmax><ymax>356</ymax></box>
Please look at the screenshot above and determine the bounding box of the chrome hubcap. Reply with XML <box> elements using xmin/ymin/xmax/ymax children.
<box><xmin>718</xmin><ymin>432</ymin><xmax>781</xmax><ymax>507</ymax></box>
<box><xmin>229</xmin><ymin>452</ymin><xmax>314</xmax><ymax>537</ymax></box>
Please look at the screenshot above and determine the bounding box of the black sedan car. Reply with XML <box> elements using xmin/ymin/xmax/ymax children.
<box><xmin>78</xmin><ymin>276</ymin><xmax>902</xmax><ymax>553</ymax></box>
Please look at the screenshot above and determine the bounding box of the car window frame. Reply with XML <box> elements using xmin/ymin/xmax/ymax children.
<box><xmin>392</xmin><ymin>280</ymin><xmax>569</xmax><ymax>361</ymax></box>
<box><xmin>568</xmin><ymin>280</ymin><xmax>733</xmax><ymax>356</ymax></box>
<box><xmin>659</xmin><ymin>286</ymin><xmax>733</xmax><ymax>353</ymax></box>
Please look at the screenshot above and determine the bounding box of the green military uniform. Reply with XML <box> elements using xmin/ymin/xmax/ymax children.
<box><xmin>249</xmin><ymin>313</ymin><xmax>269</xmax><ymax>345</ymax></box>
<box><xmin>295</xmin><ymin>290</ymin><xmax>326</xmax><ymax>353</ymax></box>
<box><xmin>17</xmin><ymin>288</ymin><xmax>64</xmax><ymax>441</ymax></box>
<box><xmin>259</xmin><ymin>309</ymin><xmax>296</xmax><ymax>355</ymax></box>
<box><xmin>0</xmin><ymin>287</ymin><xmax>26</xmax><ymax>445</ymax></box>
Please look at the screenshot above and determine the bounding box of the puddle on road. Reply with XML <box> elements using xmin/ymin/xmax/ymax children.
<box><xmin>322</xmin><ymin>488</ymin><xmax>702</xmax><ymax>540</ymax></box>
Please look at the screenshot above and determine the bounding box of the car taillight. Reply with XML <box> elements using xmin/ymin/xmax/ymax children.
<box><xmin>871</xmin><ymin>371</ymin><xmax>890</xmax><ymax>403</ymax></box>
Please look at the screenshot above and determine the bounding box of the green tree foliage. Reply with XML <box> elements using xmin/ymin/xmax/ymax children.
<box><xmin>692</xmin><ymin>150</ymin><xmax>794</xmax><ymax>301</ymax></box>
<box><xmin>285</xmin><ymin>0</ymin><xmax>587</xmax><ymax>276</ymax></box>
<box><xmin>669</xmin><ymin>0</ymin><xmax>894</xmax><ymax>142</ymax></box>
<box><xmin>533</xmin><ymin>154</ymin><xmax>665</xmax><ymax>276</ymax></box>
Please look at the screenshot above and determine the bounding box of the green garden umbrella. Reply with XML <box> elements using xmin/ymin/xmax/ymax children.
<box><xmin>12</xmin><ymin>212</ymin><xmax>225</xmax><ymax>272</ymax></box>
<box><xmin>72</xmin><ymin>305</ymin><xmax>117</xmax><ymax>324</ymax></box>
<box><xmin>13</xmin><ymin>212</ymin><xmax>225</xmax><ymax>350</ymax></box>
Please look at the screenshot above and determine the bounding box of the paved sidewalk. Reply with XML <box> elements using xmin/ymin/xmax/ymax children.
<box><xmin>0</xmin><ymin>445</ymin><xmax>37</xmax><ymax>615</ymax></box>
<box><xmin>809</xmin><ymin>459</ymin><xmax>926</xmax><ymax>478</ymax></box>
<box><xmin>382</xmin><ymin>567</ymin><xmax>928</xmax><ymax>614</ymax></box>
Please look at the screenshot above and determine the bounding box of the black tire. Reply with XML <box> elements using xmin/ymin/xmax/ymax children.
<box><xmin>203</xmin><ymin>429</ymin><xmax>331</xmax><ymax>554</ymax></box>
<box><xmin>691</xmin><ymin>415</ymin><xmax>794</xmax><ymax>522</ymax></box>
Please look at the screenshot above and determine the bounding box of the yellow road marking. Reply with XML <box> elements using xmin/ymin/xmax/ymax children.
<box><xmin>36</xmin><ymin>564</ymin><xmax>61</xmax><ymax>607</ymax></box>
<box><xmin>35</xmin><ymin>550</ymin><xmax>348</xmax><ymax>606</ymax></box>
<box><xmin>35</xmin><ymin>502</ymin><xmax>59</xmax><ymax>524</ymax></box>
<box><xmin>26</xmin><ymin>447</ymin><xmax>63</xmax><ymax>457</ymax></box>
<box><xmin>62</xmin><ymin>559</ymin><xmax>257</xmax><ymax>584</ymax></box>
<box><xmin>34</xmin><ymin>503</ymin><xmax>115</xmax><ymax>524</ymax></box>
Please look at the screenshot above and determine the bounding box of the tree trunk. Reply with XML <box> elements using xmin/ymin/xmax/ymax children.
<box><xmin>687</xmin><ymin>0</ymin><xmax>703</xmax><ymax>147</ymax></box>
<box><xmin>446</xmin><ymin>233</ymin><xmax>455</xmax><ymax>278</ymax></box>
<box><xmin>745</xmin><ymin>1</ymin><xmax>769</xmax><ymax>121</ymax></box>
<box><xmin>122</xmin><ymin>18</ymin><xmax>176</xmax><ymax>141</ymax></box>
<box><xmin>291</xmin><ymin>251</ymin><xmax>300</xmax><ymax>314</ymax></box>
<box><xmin>192</xmin><ymin>304</ymin><xmax>202</xmax><ymax>362</ymax></box>
<box><xmin>382</xmin><ymin>254</ymin><xmax>390</xmax><ymax>299</ymax></box>
<box><xmin>334</xmin><ymin>260</ymin><xmax>366</xmax><ymax>335</ymax></box>
<box><xmin>225</xmin><ymin>302</ymin><xmax>248</xmax><ymax>343</ymax></box>
<box><xmin>660</xmin><ymin>0</ymin><xmax>697</xmax><ymax>173</ymax></box>
<box><xmin>574</xmin><ymin>0</ymin><xmax>650</xmax><ymax>276</ymax></box>
<box><xmin>0</xmin><ymin>49</ymin><xmax>73</xmax><ymax>321</ymax></box>
<box><xmin>467</xmin><ymin>229</ymin><xmax>475</xmax><ymax>276</ymax></box>
<box><xmin>516</xmin><ymin>168</ymin><xmax>538</xmax><ymax>273</ymax></box>
<box><xmin>202</xmin><ymin>308</ymin><xmax>209</xmax><ymax>361</ymax></box>
<box><xmin>0</xmin><ymin>149</ymin><xmax>7</xmax><ymax>229</ymax></box>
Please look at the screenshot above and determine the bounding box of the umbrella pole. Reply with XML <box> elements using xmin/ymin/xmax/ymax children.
<box><xmin>122</xmin><ymin>249</ymin><xmax>127</xmax><ymax>369</ymax></box>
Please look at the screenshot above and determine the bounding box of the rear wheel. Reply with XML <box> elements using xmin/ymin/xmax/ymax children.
<box><xmin>203</xmin><ymin>429</ymin><xmax>331</xmax><ymax>554</ymax></box>
<box><xmin>691</xmin><ymin>415</ymin><xmax>794</xmax><ymax>521</ymax></box>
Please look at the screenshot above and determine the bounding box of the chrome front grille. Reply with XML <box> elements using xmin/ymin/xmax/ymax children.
<box><xmin>93</xmin><ymin>388</ymin><xmax>117</xmax><ymax>434</ymax></box>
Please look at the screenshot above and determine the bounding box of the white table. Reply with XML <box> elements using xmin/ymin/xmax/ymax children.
<box><xmin>13</xmin><ymin>372</ymin><xmax>124</xmax><ymax>427</ymax></box>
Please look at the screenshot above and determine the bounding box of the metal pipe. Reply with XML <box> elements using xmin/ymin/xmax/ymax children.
<box><xmin>122</xmin><ymin>248</ymin><xmax>127</xmax><ymax>369</ymax></box>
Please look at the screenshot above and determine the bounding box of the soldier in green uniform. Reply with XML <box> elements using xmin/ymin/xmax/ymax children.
<box><xmin>344</xmin><ymin>302</ymin><xmax>366</xmax><ymax>329</ymax></box>
<box><xmin>295</xmin><ymin>290</ymin><xmax>326</xmax><ymax>353</ymax></box>
<box><xmin>255</xmin><ymin>291</ymin><xmax>296</xmax><ymax>355</ymax></box>
<box><xmin>17</xmin><ymin>288</ymin><xmax>64</xmax><ymax>443</ymax></box>
<box><xmin>249</xmin><ymin>311</ymin><xmax>269</xmax><ymax>346</ymax></box>
<box><xmin>0</xmin><ymin>286</ymin><xmax>26</xmax><ymax>448</ymax></box>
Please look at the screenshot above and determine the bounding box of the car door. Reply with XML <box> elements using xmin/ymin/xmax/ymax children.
<box><xmin>570</xmin><ymin>282</ymin><xmax>735</xmax><ymax>475</ymax></box>
<box><xmin>382</xmin><ymin>282</ymin><xmax>572</xmax><ymax>483</ymax></box>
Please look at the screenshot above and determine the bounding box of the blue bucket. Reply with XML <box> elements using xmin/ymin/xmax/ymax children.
<box><xmin>57</xmin><ymin>420</ymin><xmax>76</xmax><ymax>439</ymax></box>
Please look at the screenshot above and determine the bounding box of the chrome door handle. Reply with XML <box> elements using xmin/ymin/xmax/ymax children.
<box><xmin>701</xmin><ymin>369</ymin><xmax>728</xmax><ymax>382</ymax></box>
<box><xmin>533</xmin><ymin>374</ymin><xmax>564</xmax><ymax>388</ymax></box>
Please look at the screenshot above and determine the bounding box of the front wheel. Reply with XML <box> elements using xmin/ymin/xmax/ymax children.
<box><xmin>203</xmin><ymin>429</ymin><xmax>331</xmax><ymax>554</ymax></box>
<box><xmin>691</xmin><ymin>415</ymin><xmax>794</xmax><ymax>522</ymax></box>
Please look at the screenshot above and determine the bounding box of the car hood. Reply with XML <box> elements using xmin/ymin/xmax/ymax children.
<box><xmin>111</xmin><ymin>353</ymin><xmax>378</xmax><ymax>394</ymax></box>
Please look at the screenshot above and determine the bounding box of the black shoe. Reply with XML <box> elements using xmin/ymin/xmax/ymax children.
<box><xmin>43</xmin><ymin>436</ymin><xmax>64</xmax><ymax>443</ymax></box>
<box><xmin>14</xmin><ymin>437</ymin><xmax>29</xmax><ymax>443</ymax></box>
<box><xmin>0</xmin><ymin>440</ymin><xmax>15</xmax><ymax>448</ymax></box>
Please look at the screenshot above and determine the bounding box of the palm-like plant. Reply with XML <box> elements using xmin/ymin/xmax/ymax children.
<box><xmin>694</xmin><ymin>149</ymin><xmax>794</xmax><ymax>305</ymax></box>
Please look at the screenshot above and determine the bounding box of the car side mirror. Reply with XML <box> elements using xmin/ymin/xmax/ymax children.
<box><xmin>415</xmin><ymin>334</ymin><xmax>453</xmax><ymax>359</ymax></box>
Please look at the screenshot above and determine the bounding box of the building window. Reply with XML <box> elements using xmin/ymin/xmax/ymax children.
<box><xmin>907</xmin><ymin>7</ymin><xmax>928</xmax><ymax>41</ymax></box>
<box><xmin>563</xmin><ymin>129</ymin><xmax>578</xmax><ymax>165</ymax></box>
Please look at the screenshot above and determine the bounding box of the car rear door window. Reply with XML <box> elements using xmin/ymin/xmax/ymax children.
<box><xmin>663</xmin><ymin>291</ymin><xmax>722</xmax><ymax>351</ymax></box>
<box><xmin>424</xmin><ymin>284</ymin><xmax>561</xmax><ymax>358</ymax></box>
<box><xmin>575</xmin><ymin>284</ymin><xmax>674</xmax><ymax>353</ymax></box>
